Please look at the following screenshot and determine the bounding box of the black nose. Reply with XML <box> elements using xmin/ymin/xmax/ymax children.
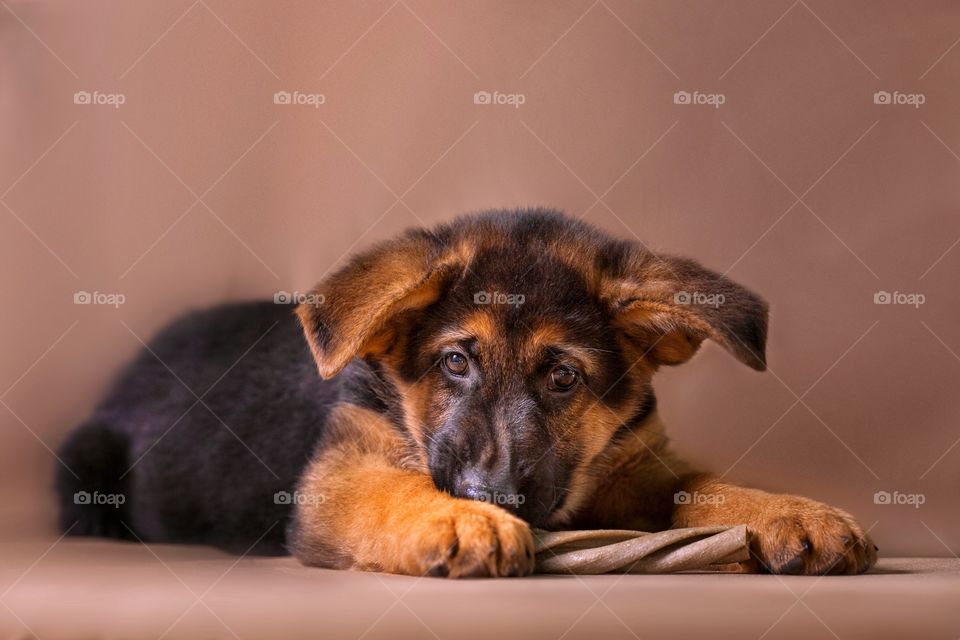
<box><xmin>454</xmin><ymin>470</ymin><xmax>521</xmax><ymax>513</ymax></box>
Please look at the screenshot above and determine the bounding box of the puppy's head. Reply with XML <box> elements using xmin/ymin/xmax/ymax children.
<box><xmin>297</xmin><ymin>210</ymin><xmax>767</xmax><ymax>526</ymax></box>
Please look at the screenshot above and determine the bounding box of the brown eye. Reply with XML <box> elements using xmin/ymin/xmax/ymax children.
<box><xmin>548</xmin><ymin>366</ymin><xmax>578</xmax><ymax>391</ymax></box>
<box><xmin>443</xmin><ymin>352</ymin><xmax>469</xmax><ymax>376</ymax></box>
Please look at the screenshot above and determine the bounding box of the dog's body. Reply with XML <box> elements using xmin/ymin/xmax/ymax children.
<box><xmin>56</xmin><ymin>301</ymin><xmax>333</xmax><ymax>555</ymax></box>
<box><xmin>57</xmin><ymin>209</ymin><xmax>876</xmax><ymax>576</ymax></box>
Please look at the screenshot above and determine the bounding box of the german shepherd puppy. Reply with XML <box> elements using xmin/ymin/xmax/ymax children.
<box><xmin>56</xmin><ymin>209</ymin><xmax>876</xmax><ymax>577</ymax></box>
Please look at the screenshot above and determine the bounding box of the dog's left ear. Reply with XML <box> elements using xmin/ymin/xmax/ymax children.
<box><xmin>296</xmin><ymin>230</ymin><xmax>465</xmax><ymax>379</ymax></box>
<box><xmin>600</xmin><ymin>248</ymin><xmax>768</xmax><ymax>370</ymax></box>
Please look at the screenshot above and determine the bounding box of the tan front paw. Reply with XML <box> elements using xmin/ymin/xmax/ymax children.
<box><xmin>399</xmin><ymin>499</ymin><xmax>535</xmax><ymax>578</ymax></box>
<box><xmin>748</xmin><ymin>496</ymin><xmax>877</xmax><ymax>575</ymax></box>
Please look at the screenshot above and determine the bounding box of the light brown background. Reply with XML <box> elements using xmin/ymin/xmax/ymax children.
<box><xmin>1</xmin><ymin>0</ymin><xmax>958</xmax><ymax>558</ymax></box>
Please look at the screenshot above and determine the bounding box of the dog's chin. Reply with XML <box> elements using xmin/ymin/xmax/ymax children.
<box><xmin>429</xmin><ymin>474</ymin><xmax>557</xmax><ymax>527</ymax></box>
<box><xmin>512</xmin><ymin>503</ymin><xmax>548</xmax><ymax>528</ymax></box>
<box><xmin>512</xmin><ymin>486</ymin><xmax>564</xmax><ymax>528</ymax></box>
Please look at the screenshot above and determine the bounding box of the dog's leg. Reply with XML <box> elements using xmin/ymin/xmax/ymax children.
<box><xmin>671</xmin><ymin>474</ymin><xmax>877</xmax><ymax>574</ymax></box>
<box><xmin>288</xmin><ymin>405</ymin><xmax>535</xmax><ymax>577</ymax></box>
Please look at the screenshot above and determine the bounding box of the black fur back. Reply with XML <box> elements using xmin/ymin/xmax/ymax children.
<box><xmin>56</xmin><ymin>422</ymin><xmax>134</xmax><ymax>539</ymax></box>
<box><xmin>55</xmin><ymin>301</ymin><xmax>342</xmax><ymax>555</ymax></box>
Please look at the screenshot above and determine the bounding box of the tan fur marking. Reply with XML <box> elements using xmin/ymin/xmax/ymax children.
<box><xmin>460</xmin><ymin>310</ymin><xmax>498</xmax><ymax>346</ymax></box>
<box><xmin>521</xmin><ymin>322</ymin><xmax>602</xmax><ymax>377</ymax></box>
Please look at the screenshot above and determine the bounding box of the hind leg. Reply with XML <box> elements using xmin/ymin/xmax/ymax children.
<box><xmin>55</xmin><ymin>420</ymin><xmax>135</xmax><ymax>540</ymax></box>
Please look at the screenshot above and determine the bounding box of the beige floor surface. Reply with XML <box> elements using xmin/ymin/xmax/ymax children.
<box><xmin>0</xmin><ymin>538</ymin><xmax>957</xmax><ymax>640</ymax></box>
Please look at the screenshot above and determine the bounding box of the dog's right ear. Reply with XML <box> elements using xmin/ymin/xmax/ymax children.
<box><xmin>598</xmin><ymin>246</ymin><xmax>768</xmax><ymax>371</ymax></box>
<box><xmin>296</xmin><ymin>231</ymin><xmax>465</xmax><ymax>379</ymax></box>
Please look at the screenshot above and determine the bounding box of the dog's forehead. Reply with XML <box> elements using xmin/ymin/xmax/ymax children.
<box><xmin>431</xmin><ymin>262</ymin><xmax>610</xmax><ymax>364</ymax></box>
<box><xmin>430</xmin><ymin>306</ymin><xmax>595</xmax><ymax>364</ymax></box>
<box><xmin>457</xmin><ymin>244</ymin><xmax>593</xmax><ymax>304</ymax></box>
<box><xmin>417</xmin><ymin>234</ymin><xmax>620</xmax><ymax>366</ymax></box>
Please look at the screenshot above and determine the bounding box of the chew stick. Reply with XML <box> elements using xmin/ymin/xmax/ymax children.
<box><xmin>533</xmin><ymin>525</ymin><xmax>750</xmax><ymax>574</ymax></box>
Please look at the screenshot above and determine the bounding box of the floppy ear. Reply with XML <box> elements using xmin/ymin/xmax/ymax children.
<box><xmin>296</xmin><ymin>231</ymin><xmax>464</xmax><ymax>379</ymax></box>
<box><xmin>600</xmin><ymin>247</ymin><xmax>768</xmax><ymax>371</ymax></box>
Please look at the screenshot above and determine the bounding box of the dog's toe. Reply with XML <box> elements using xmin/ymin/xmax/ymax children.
<box><xmin>748</xmin><ymin>497</ymin><xmax>876</xmax><ymax>575</ymax></box>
